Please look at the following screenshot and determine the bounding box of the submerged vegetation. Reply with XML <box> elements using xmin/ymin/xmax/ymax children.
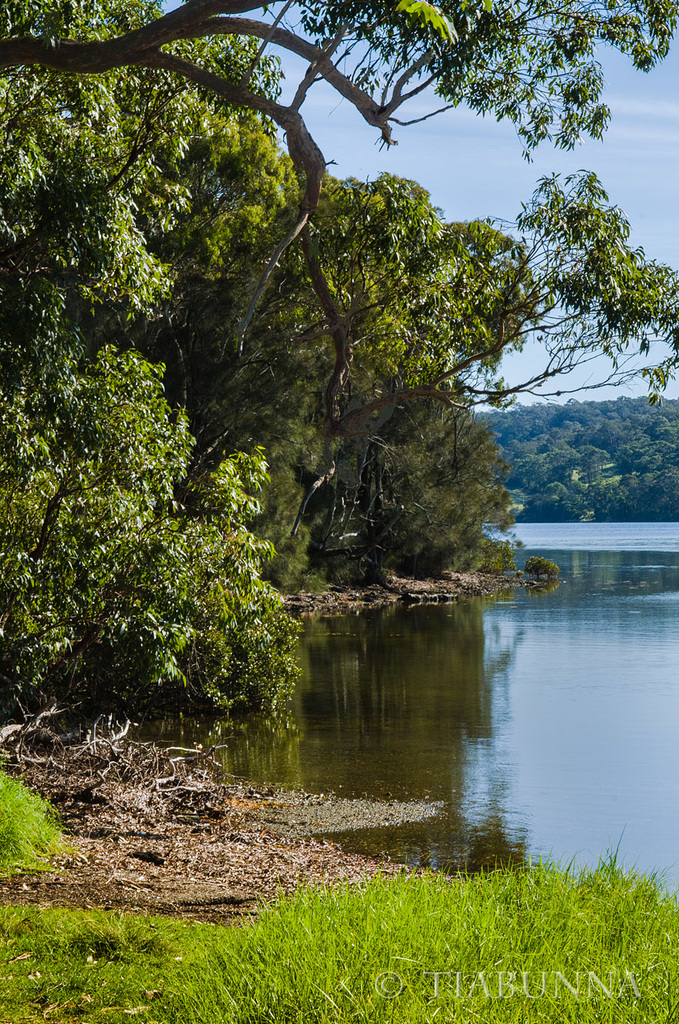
<box><xmin>0</xmin><ymin>861</ymin><xmax>677</xmax><ymax>1022</ymax></box>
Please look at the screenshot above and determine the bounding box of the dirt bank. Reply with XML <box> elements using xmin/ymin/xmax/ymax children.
<box><xmin>283</xmin><ymin>569</ymin><xmax>528</xmax><ymax>616</ymax></box>
<box><xmin>0</xmin><ymin>727</ymin><xmax>437</xmax><ymax>924</ymax></box>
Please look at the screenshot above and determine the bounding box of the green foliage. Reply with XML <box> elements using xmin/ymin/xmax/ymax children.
<box><xmin>0</xmin><ymin>346</ymin><xmax>299</xmax><ymax>717</ymax></box>
<box><xmin>295</xmin><ymin>171</ymin><xmax>679</xmax><ymax>430</ymax></box>
<box><xmin>383</xmin><ymin>411</ymin><xmax>514</xmax><ymax>577</ymax></box>
<box><xmin>0</xmin><ymin>769</ymin><xmax>65</xmax><ymax>873</ymax></box>
<box><xmin>92</xmin><ymin>120</ymin><xmax>327</xmax><ymax>590</ymax></box>
<box><xmin>516</xmin><ymin>173</ymin><xmax>679</xmax><ymax>359</ymax></box>
<box><xmin>487</xmin><ymin>396</ymin><xmax>679</xmax><ymax>522</ymax></box>
<box><xmin>94</xmin><ymin>137</ymin><xmax>519</xmax><ymax>586</ymax></box>
<box><xmin>4</xmin><ymin>0</ymin><xmax>679</xmax><ymax>161</ymax></box>
<box><xmin>479</xmin><ymin>537</ymin><xmax>517</xmax><ymax>573</ymax></box>
<box><xmin>302</xmin><ymin>405</ymin><xmax>515</xmax><ymax>580</ymax></box>
<box><xmin>116</xmin><ymin>154</ymin><xmax>679</xmax><ymax>584</ymax></box>
<box><xmin>0</xmin><ymin>31</ymin><xmax>301</xmax><ymax>716</ymax></box>
<box><xmin>2</xmin><ymin>67</ymin><xmax>188</xmax><ymax>312</ymax></box>
<box><xmin>301</xmin><ymin>0</ymin><xmax>678</xmax><ymax>151</ymax></box>
<box><xmin>300</xmin><ymin>175</ymin><xmax>534</xmax><ymax>395</ymax></box>
<box><xmin>267</xmin><ymin>169</ymin><xmax>679</xmax><ymax>575</ymax></box>
<box><xmin>525</xmin><ymin>555</ymin><xmax>560</xmax><ymax>579</ymax></box>
<box><xmin>0</xmin><ymin>0</ymin><xmax>162</xmax><ymax>38</ymax></box>
<box><xmin>395</xmin><ymin>0</ymin><xmax>459</xmax><ymax>42</ymax></box>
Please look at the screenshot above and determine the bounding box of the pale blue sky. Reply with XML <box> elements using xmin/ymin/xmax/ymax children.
<box><xmin>280</xmin><ymin>47</ymin><xmax>679</xmax><ymax>270</ymax></box>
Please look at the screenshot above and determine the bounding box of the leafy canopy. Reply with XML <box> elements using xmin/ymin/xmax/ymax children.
<box><xmin>294</xmin><ymin>171</ymin><xmax>679</xmax><ymax>435</ymax></box>
<box><xmin>2</xmin><ymin>0</ymin><xmax>679</xmax><ymax>619</ymax></box>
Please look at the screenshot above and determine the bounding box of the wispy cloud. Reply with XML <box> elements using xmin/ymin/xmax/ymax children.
<box><xmin>608</xmin><ymin>95</ymin><xmax>679</xmax><ymax>122</ymax></box>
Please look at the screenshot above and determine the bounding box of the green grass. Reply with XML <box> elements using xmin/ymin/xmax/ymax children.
<box><xmin>1</xmin><ymin>859</ymin><xmax>679</xmax><ymax>1021</ymax></box>
<box><xmin>0</xmin><ymin>769</ymin><xmax>66</xmax><ymax>873</ymax></box>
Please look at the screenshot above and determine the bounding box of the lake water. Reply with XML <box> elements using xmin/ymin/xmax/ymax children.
<box><xmin>163</xmin><ymin>523</ymin><xmax>679</xmax><ymax>881</ymax></box>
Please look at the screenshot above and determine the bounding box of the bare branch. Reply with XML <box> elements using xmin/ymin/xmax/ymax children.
<box><xmin>291</xmin><ymin>466</ymin><xmax>335</xmax><ymax>537</ymax></box>
<box><xmin>300</xmin><ymin>226</ymin><xmax>356</xmax><ymax>432</ymax></box>
<box><xmin>393</xmin><ymin>73</ymin><xmax>438</xmax><ymax>107</ymax></box>
<box><xmin>136</xmin><ymin>49</ymin><xmax>327</xmax><ymax>349</ymax></box>
<box><xmin>291</xmin><ymin>26</ymin><xmax>349</xmax><ymax>111</ymax></box>
<box><xmin>380</xmin><ymin>52</ymin><xmax>433</xmax><ymax>116</ymax></box>
<box><xmin>202</xmin><ymin>16</ymin><xmax>394</xmax><ymax>142</ymax></box>
<box><xmin>240</xmin><ymin>0</ymin><xmax>295</xmax><ymax>87</ymax></box>
<box><xmin>390</xmin><ymin>103</ymin><xmax>456</xmax><ymax>127</ymax></box>
<box><xmin>336</xmin><ymin>386</ymin><xmax>467</xmax><ymax>437</ymax></box>
<box><xmin>237</xmin><ymin>209</ymin><xmax>312</xmax><ymax>354</ymax></box>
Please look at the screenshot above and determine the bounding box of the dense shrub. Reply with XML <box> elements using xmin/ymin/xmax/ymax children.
<box><xmin>525</xmin><ymin>556</ymin><xmax>560</xmax><ymax>580</ymax></box>
<box><xmin>0</xmin><ymin>347</ymin><xmax>299</xmax><ymax>718</ymax></box>
<box><xmin>478</xmin><ymin>538</ymin><xmax>518</xmax><ymax>573</ymax></box>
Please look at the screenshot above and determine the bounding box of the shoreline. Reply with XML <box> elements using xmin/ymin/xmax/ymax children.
<box><xmin>0</xmin><ymin>732</ymin><xmax>430</xmax><ymax>924</ymax></box>
<box><xmin>282</xmin><ymin>569</ymin><xmax>529</xmax><ymax>616</ymax></box>
<box><xmin>0</xmin><ymin>574</ymin><xmax>531</xmax><ymax>922</ymax></box>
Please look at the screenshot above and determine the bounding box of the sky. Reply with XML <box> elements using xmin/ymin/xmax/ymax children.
<box><xmin>165</xmin><ymin>2</ymin><xmax>679</xmax><ymax>402</ymax></box>
<box><xmin>279</xmin><ymin>48</ymin><xmax>679</xmax><ymax>269</ymax></box>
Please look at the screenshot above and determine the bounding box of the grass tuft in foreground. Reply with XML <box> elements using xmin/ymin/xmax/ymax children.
<box><xmin>0</xmin><ymin>768</ymin><xmax>65</xmax><ymax>873</ymax></box>
<box><xmin>1</xmin><ymin>859</ymin><xmax>679</xmax><ymax>1021</ymax></box>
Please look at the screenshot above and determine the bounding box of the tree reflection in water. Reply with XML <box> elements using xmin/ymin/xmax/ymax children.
<box><xmin>141</xmin><ymin>599</ymin><xmax>531</xmax><ymax>871</ymax></box>
<box><xmin>292</xmin><ymin>600</ymin><xmax>529</xmax><ymax>870</ymax></box>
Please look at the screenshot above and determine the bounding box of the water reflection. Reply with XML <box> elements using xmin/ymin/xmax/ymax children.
<box><xmin>295</xmin><ymin>601</ymin><xmax>514</xmax><ymax>796</ymax></box>
<box><xmin>141</xmin><ymin>532</ymin><xmax>679</xmax><ymax>880</ymax></box>
<box><xmin>291</xmin><ymin>600</ymin><xmax>530</xmax><ymax>869</ymax></box>
<box><xmin>143</xmin><ymin>598</ymin><xmax>529</xmax><ymax>870</ymax></box>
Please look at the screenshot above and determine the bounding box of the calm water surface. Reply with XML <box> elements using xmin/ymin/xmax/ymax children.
<box><xmin>155</xmin><ymin>523</ymin><xmax>679</xmax><ymax>880</ymax></box>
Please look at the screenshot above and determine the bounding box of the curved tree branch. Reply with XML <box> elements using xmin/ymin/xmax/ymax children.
<box><xmin>0</xmin><ymin>2</ymin><xmax>260</xmax><ymax>71</ymax></box>
<box><xmin>136</xmin><ymin>49</ymin><xmax>327</xmax><ymax>349</ymax></box>
<box><xmin>201</xmin><ymin>16</ymin><xmax>394</xmax><ymax>141</ymax></box>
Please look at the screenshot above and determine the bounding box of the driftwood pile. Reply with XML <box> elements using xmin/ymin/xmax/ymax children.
<box><xmin>0</xmin><ymin>702</ymin><xmax>242</xmax><ymax>829</ymax></box>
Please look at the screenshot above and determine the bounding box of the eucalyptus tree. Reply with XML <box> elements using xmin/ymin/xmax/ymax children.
<box><xmin>3</xmin><ymin>0</ymin><xmax>679</xmax><ymax>615</ymax></box>
<box><xmin>0</xmin><ymin>15</ymin><xmax>298</xmax><ymax>716</ymax></box>
<box><xmin>2</xmin><ymin>0</ymin><xmax>678</xmax><ymax>335</ymax></box>
<box><xmin>5</xmin><ymin>0</ymin><xmax>679</xmax><ymax>497</ymax></box>
<box><xmin>283</xmin><ymin>172</ymin><xmax>679</xmax><ymax>542</ymax></box>
<box><xmin>2</xmin><ymin>0</ymin><xmax>675</xmax><ymax>222</ymax></box>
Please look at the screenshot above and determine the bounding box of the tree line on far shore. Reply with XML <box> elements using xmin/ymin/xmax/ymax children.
<box><xmin>486</xmin><ymin>398</ymin><xmax>679</xmax><ymax>522</ymax></box>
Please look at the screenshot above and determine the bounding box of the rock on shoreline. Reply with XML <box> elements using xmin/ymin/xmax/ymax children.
<box><xmin>283</xmin><ymin>570</ymin><xmax>527</xmax><ymax>616</ymax></box>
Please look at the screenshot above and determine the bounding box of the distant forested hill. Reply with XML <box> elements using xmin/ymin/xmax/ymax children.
<box><xmin>484</xmin><ymin>397</ymin><xmax>679</xmax><ymax>522</ymax></box>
